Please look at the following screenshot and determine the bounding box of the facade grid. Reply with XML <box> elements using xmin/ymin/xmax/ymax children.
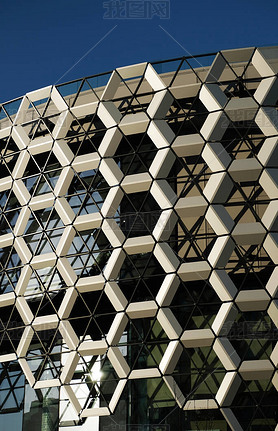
<box><xmin>0</xmin><ymin>46</ymin><xmax>277</xmax><ymax>430</ymax></box>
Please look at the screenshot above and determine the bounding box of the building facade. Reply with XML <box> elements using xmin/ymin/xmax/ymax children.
<box><xmin>0</xmin><ymin>46</ymin><xmax>277</xmax><ymax>430</ymax></box>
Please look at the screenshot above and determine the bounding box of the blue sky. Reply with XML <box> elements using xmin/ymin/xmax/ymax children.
<box><xmin>0</xmin><ymin>0</ymin><xmax>277</xmax><ymax>103</ymax></box>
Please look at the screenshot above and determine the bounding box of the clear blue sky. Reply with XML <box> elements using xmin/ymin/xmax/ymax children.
<box><xmin>0</xmin><ymin>0</ymin><xmax>277</xmax><ymax>103</ymax></box>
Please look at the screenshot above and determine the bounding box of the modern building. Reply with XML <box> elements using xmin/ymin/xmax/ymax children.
<box><xmin>0</xmin><ymin>46</ymin><xmax>277</xmax><ymax>431</ymax></box>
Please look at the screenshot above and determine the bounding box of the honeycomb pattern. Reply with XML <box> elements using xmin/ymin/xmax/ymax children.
<box><xmin>0</xmin><ymin>46</ymin><xmax>278</xmax><ymax>430</ymax></box>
